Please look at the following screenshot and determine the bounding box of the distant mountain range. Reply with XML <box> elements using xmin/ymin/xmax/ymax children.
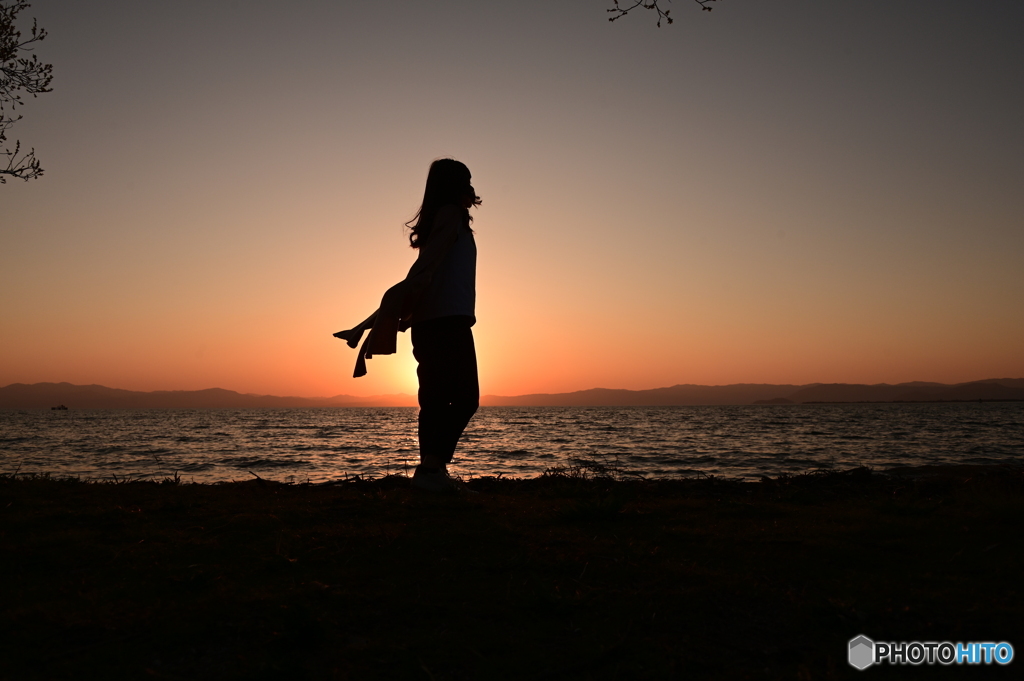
<box><xmin>481</xmin><ymin>379</ymin><xmax>1024</xmax><ymax>406</ymax></box>
<box><xmin>0</xmin><ymin>383</ymin><xmax>417</xmax><ymax>409</ymax></box>
<box><xmin>2</xmin><ymin>379</ymin><xmax>1023</xmax><ymax>409</ymax></box>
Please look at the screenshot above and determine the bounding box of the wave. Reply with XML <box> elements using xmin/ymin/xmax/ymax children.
<box><xmin>2</xmin><ymin>403</ymin><xmax>1020</xmax><ymax>483</ymax></box>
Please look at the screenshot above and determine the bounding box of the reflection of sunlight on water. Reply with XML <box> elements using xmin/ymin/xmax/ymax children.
<box><xmin>1</xmin><ymin>404</ymin><xmax>1022</xmax><ymax>483</ymax></box>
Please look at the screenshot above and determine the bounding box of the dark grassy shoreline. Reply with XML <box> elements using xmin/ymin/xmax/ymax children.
<box><xmin>2</xmin><ymin>465</ymin><xmax>1022</xmax><ymax>680</ymax></box>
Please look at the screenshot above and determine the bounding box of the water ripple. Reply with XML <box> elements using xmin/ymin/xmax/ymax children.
<box><xmin>1</xmin><ymin>404</ymin><xmax>1022</xmax><ymax>482</ymax></box>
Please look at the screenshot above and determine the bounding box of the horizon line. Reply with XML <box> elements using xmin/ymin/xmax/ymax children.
<box><xmin>4</xmin><ymin>377</ymin><xmax>1023</xmax><ymax>401</ymax></box>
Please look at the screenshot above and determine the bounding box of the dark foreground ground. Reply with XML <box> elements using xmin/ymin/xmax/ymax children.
<box><xmin>1</xmin><ymin>464</ymin><xmax>1022</xmax><ymax>680</ymax></box>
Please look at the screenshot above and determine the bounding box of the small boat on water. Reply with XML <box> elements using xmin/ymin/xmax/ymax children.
<box><xmin>51</xmin><ymin>405</ymin><xmax>68</xmax><ymax>410</ymax></box>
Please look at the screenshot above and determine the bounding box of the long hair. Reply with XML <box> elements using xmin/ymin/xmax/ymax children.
<box><xmin>406</xmin><ymin>158</ymin><xmax>481</xmax><ymax>249</ymax></box>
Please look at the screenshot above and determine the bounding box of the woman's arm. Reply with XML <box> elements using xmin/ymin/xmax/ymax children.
<box><xmin>333</xmin><ymin>204</ymin><xmax>465</xmax><ymax>376</ymax></box>
<box><xmin>333</xmin><ymin>206</ymin><xmax>460</xmax><ymax>344</ymax></box>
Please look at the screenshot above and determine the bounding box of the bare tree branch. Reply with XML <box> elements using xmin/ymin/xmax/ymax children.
<box><xmin>1</xmin><ymin>0</ymin><xmax>53</xmax><ymax>182</ymax></box>
<box><xmin>607</xmin><ymin>0</ymin><xmax>720</xmax><ymax>28</ymax></box>
<box><xmin>2</xmin><ymin>138</ymin><xmax>40</xmax><ymax>181</ymax></box>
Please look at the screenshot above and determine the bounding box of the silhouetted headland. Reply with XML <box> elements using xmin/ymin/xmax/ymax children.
<box><xmin>3</xmin><ymin>378</ymin><xmax>1023</xmax><ymax>409</ymax></box>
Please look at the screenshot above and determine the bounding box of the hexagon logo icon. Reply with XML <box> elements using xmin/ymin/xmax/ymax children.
<box><xmin>849</xmin><ymin>635</ymin><xmax>875</xmax><ymax>670</ymax></box>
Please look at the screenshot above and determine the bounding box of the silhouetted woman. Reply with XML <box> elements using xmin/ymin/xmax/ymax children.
<box><xmin>335</xmin><ymin>159</ymin><xmax>481</xmax><ymax>492</ymax></box>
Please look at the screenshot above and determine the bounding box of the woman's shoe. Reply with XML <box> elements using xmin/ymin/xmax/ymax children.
<box><xmin>411</xmin><ymin>466</ymin><xmax>476</xmax><ymax>494</ymax></box>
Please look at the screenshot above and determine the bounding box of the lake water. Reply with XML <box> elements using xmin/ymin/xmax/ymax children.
<box><xmin>1</xmin><ymin>403</ymin><xmax>1022</xmax><ymax>483</ymax></box>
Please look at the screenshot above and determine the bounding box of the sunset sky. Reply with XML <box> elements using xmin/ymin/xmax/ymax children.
<box><xmin>3</xmin><ymin>0</ymin><xmax>1022</xmax><ymax>398</ymax></box>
